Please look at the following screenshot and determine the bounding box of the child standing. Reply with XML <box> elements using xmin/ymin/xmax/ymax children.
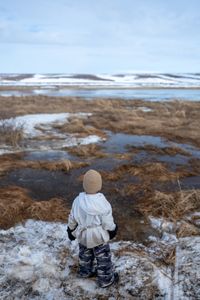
<box><xmin>67</xmin><ymin>169</ymin><xmax>118</xmax><ymax>288</ymax></box>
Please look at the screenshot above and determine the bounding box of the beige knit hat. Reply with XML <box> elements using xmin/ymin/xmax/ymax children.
<box><xmin>83</xmin><ymin>169</ymin><xmax>102</xmax><ymax>194</ymax></box>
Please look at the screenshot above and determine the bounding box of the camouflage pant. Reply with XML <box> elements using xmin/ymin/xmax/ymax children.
<box><xmin>78</xmin><ymin>243</ymin><xmax>114</xmax><ymax>287</ymax></box>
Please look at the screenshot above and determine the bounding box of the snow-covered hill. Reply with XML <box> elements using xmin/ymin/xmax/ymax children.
<box><xmin>1</xmin><ymin>73</ymin><xmax>200</xmax><ymax>88</ymax></box>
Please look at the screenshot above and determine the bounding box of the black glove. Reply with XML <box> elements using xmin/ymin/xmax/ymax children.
<box><xmin>108</xmin><ymin>224</ymin><xmax>118</xmax><ymax>240</ymax></box>
<box><xmin>67</xmin><ymin>226</ymin><xmax>76</xmax><ymax>241</ymax></box>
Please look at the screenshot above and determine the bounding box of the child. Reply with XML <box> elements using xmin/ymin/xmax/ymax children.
<box><xmin>67</xmin><ymin>169</ymin><xmax>118</xmax><ymax>288</ymax></box>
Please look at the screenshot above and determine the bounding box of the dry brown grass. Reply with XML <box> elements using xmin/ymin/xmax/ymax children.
<box><xmin>0</xmin><ymin>119</ymin><xmax>24</xmax><ymax>147</ymax></box>
<box><xmin>0</xmin><ymin>154</ymin><xmax>89</xmax><ymax>177</ymax></box>
<box><xmin>0</xmin><ymin>186</ymin><xmax>32</xmax><ymax>228</ymax></box>
<box><xmin>26</xmin><ymin>198</ymin><xmax>68</xmax><ymax>222</ymax></box>
<box><xmin>121</xmin><ymin>183</ymin><xmax>153</xmax><ymax>197</ymax></box>
<box><xmin>114</xmin><ymin>245</ymin><xmax>147</xmax><ymax>259</ymax></box>
<box><xmin>67</xmin><ymin>143</ymin><xmax>107</xmax><ymax>158</ymax></box>
<box><xmin>161</xmin><ymin>247</ymin><xmax>176</xmax><ymax>266</ymax></box>
<box><xmin>0</xmin><ymin>96</ymin><xmax>129</xmax><ymax>117</ymax></box>
<box><xmin>137</xmin><ymin>189</ymin><xmax>200</xmax><ymax>221</ymax></box>
<box><xmin>102</xmin><ymin>162</ymin><xmax>186</xmax><ymax>184</ymax></box>
<box><xmin>34</xmin><ymin>160</ymin><xmax>73</xmax><ymax>171</ymax></box>
<box><xmin>126</xmin><ymin>144</ymin><xmax>191</xmax><ymax>157</ymax></box>
<box><xmin>80</xmin><ymin>100</ymin><xmax>200</xmax><ymax>147</ymax></box>
<box><xmin>0</xmin><ymin>96</ymin><xmax>200</xmax><ymax>147</ymax></box>
<box><xmin>101</xmin><ymin>169</ymin><xmax>123</xmax><ymax>181</ymax></box>
<box><xmin>53</xmin><ymin>116</ymin><xmax>107</xmax><ymax>139</ymax></box>
<box><xmin>0</xmin><ymin>186</ymin><xmax>69</xmax><ymax>229</ymax></box>
<box><xmin>176</xmin><ymin>221</ymin><xmax>200</xmax><ymax>238</ymax></box>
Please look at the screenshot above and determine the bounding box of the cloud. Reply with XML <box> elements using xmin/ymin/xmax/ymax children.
<box><xmin>1</xmin><ymin>0</ymin><xmax>199</xmax><ymax>46</ymax></box>
<box><xmin>0</xmin><ymin>0</ymin><xmax>200</xmax><ymax>72</ymax></box>
<box><xmin>0</xmin><ymin>18</ymin><xmax>65</xmax><ymax>45</ymax></box>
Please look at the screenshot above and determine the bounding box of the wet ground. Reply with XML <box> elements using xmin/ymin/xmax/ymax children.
<box><xmin>2</xmin><ymin>132</ymin><xmax>200</xmax><ymax>195</ymax></box>
<box><xmin>1</xmin><ymin>87</ymin><xmax>200</xmax><ymax>101</ymax></box>
<box><xmin>0</xmin><ymin>132</ymin><xmax>199</xmax><ymax>242</ymax></box>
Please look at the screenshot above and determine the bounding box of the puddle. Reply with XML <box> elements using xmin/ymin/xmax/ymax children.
<box><xmin>2</xmin><ymin>132</ymin><xmax>198</xmax><ymax>196</ymax></box>
<box><xmin>101</xmin><ymin>132</ymin><xmax>200</xmax><ymax>158</ymax></box>
<box><xmin>178</xmin><ymin>176</ymin><xmax>200</xmax><ymax>189</ymax></box>
<box><xmin>1</xmin><ymin>132</ymin><xmax>199</xmax><ymax>242</ymax></box>
<box><xmin>172</xmin><ymin>142</ymin><xmax>200</xmax><ymax>158</ymax></box>
<box><xmin>152</xmin><ymin>154</ymin><xmax>190</xmax><ymax>165</ymax></box>
<box><xmin>24</xmin><ymin>150</ymin><xmax>73</xmax><ymax>161</ymax></box>
<box><xmin>102</xmin><ymin>133</ymin><xmax>167</xmax><ymax>153</ymax></box>
<box><xmin>91</xmin><ymin>156</ymin><xmax>129</xmax><ymax>171</ymax></box>
<box><xmin>158</xmin><ymin>176</ymin><xmax>200</xmax><ymax>192</ymax></box>
<box><xmin>133</xmin><ymin>153</ymin><xmax>190</xmax><ymax>168</ymax></box>
<box><xmin>0</xmin><ymin>164</ymin><xmax>155</xmax><ymax>242</ymax></box>
<box><xmin>0</xmin><ymin>168</ymin><xmax>71</xmax><ymax>200</ymax></box>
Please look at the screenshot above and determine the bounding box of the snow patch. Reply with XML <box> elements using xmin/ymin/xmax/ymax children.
<box><xmin>0</xmin><ymin>112</ymin><xmax>103</xmax><ymax>154</ymax></box>
<box><xmin>0</xmin><ymin>113</ymin><xmax>69</xmax><ymax>138</ymax></box>
<box><xmin>174</xmin><ymin>237</ymin><xmax>200</xmax><ymax>299</ymax></box>
<box><xmin>0</xmin><ymin>220</ymin><xmax>174</xmax><ymax>299</ymax></box>
<box><xmin>153</xmin><ymin>267</ymin><xmax>172</xmax><ymax>300</ymax></box>
<box><xmin>137</xmin><ymin>106</ymin><xmax>152</xmax><ymax>112</ymax></box>
<box><xmin>0</xmin><ymin>148</ymin><xmax>13</xmax><ymax>155</ymax></box>
<box><xmin>149</xmin><ymin>216</ymin><xmax>175</xmax><ymax>234</ymax></box>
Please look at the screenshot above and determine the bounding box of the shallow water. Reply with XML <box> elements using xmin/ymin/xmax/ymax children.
<box><xmin>177</xmin><ymin>176</ymin><xmax>200</xmax><ymax>190</ymax></box>
<box><xmin>159</xmin><ymin>176</ymin><xmax>200</xmax><ymax>192</ymax></box>
<box><xmin>2</xmin><ymin>132</ymin><xmax>200</xmax><ymax>193</ymax></box>
<box><xmin>24</xmin><ymin>150</ymin><xmax>72</xmax><ymax>161</ymax></box>
<box><xmin>1</xmin><ymin>132</ymin><xmax>200</xmax><ymax>242</ymax></box>
<box><xmin>103</xmin><ymin>133</ymin><xmax>168</xmax><ymax>153</ymax></box>
<box><xmin>48</xmin><ymin>88</ymin><xmax>200</xmax><ymax>101</ymax></box>
<box><xmin>1</xmin><ymin>88</ymin><xmax>200</xmax><ymax>101</ymax></box>
<box><xmin>102</xmin><ymin>132</ymin><xmax>200</xmax><ymax>158</ymax></box>
<box><xmin>0</xmin><ymin>164</ymin><xmax>157</xmax><ymax>242</ymax></box>
<box><xmin>133</xmin><ymin>152</ymin><xmax>190</xmax><ymax>167</ymax></box>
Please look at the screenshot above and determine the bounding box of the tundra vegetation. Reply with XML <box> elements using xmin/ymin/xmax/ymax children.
<box><xmin>0</xmin><ymin>95</ymin><xmax>199</xmax><ymax>240</ymax></box>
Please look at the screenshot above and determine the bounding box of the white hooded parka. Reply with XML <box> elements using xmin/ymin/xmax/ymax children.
<box><xmin>68</xmin><ymin>192</ymin><xmax>116</xmax><ymax>248</ymax></box>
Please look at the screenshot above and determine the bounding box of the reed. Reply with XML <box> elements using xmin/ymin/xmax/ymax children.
<box><xmin>0</xmin><ymin>119</ymin><xmax>24</xmax><ymax>147</ymax></box>
<box><xmin>137</xmin><ymin>189</ymin><xmax>200</xmax><ymax>221</ymax></box>
<box><xmin>0</xmin><ymin>186</ymin><xmax>69</xmax><ymax>229</ymax></box>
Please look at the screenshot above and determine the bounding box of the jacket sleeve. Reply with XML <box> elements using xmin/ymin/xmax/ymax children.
<box><xmin>68</xmin><ymin>200</ymin><xmax>78</xmax><ymax>231</ymax></box>
<box><xmin>67</xmin><ymin>201</ymin><xmax>78</xmax><ymax>241</ymax></box>
<box><xmin>101</xmin><ymin>201</ymin><xmax>116</xmax><ymax>231</ymax></box>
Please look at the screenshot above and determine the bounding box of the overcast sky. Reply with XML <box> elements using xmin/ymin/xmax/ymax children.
<box><xmin>0</xmin><ymin>0</ymin><xmax>199</xmax><ymax>73</ymax></box>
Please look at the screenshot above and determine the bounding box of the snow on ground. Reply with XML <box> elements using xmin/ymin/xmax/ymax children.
<box><xmin>149</xmin><ymin>216</ymin><xmax>200</xmax><ymax>299</ymax></box>
<box><xmin>137</xmin><ymin>106</ymin><xmax>152</xmax><ymax>112</ymax></box>
<box><xmin>149</xmin><ymin>217</ymin><xmax>176</xmax><ymax>234</ymax></box>
<box><xmin>149</xmin><ymin>217</ymin><xmax>178</xmax><ymax>243</ymax></box>
<box><xmin>0</xmin><ymin>148</ymin><xmax>14</xmax><ymax>155</ymax></box>
<box><xmin>67</xmin><ymin>135</ymin><xmax>101</xmax><ymax>146</ymax></box>
<box><xmin>1</xmin><ymin>73</ymin><xmax>200</xmax><ymax>88</ymax></box>
<box><xmin>13</xmin><ymin>113</ymin><xmax>70</xmax><ymax>137</ymax></box>
<box><xmin>0</xmin><ymin>220</ymin><xmax>174</xmax><ymax>300</ymax></box>
<box><xmin>0</xmin><ymin>113</ymin><xmax>91</xmax><ymax>137</ymax></box>
<box><xmin>174</xmin><ymin>237</ymin><xmax>200</xmax><ymax>300</ymax></box>
<box><xmin>0</xmin><ymin>113</ymin><xmax>103</xmax><ymax>155</ymax></box>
